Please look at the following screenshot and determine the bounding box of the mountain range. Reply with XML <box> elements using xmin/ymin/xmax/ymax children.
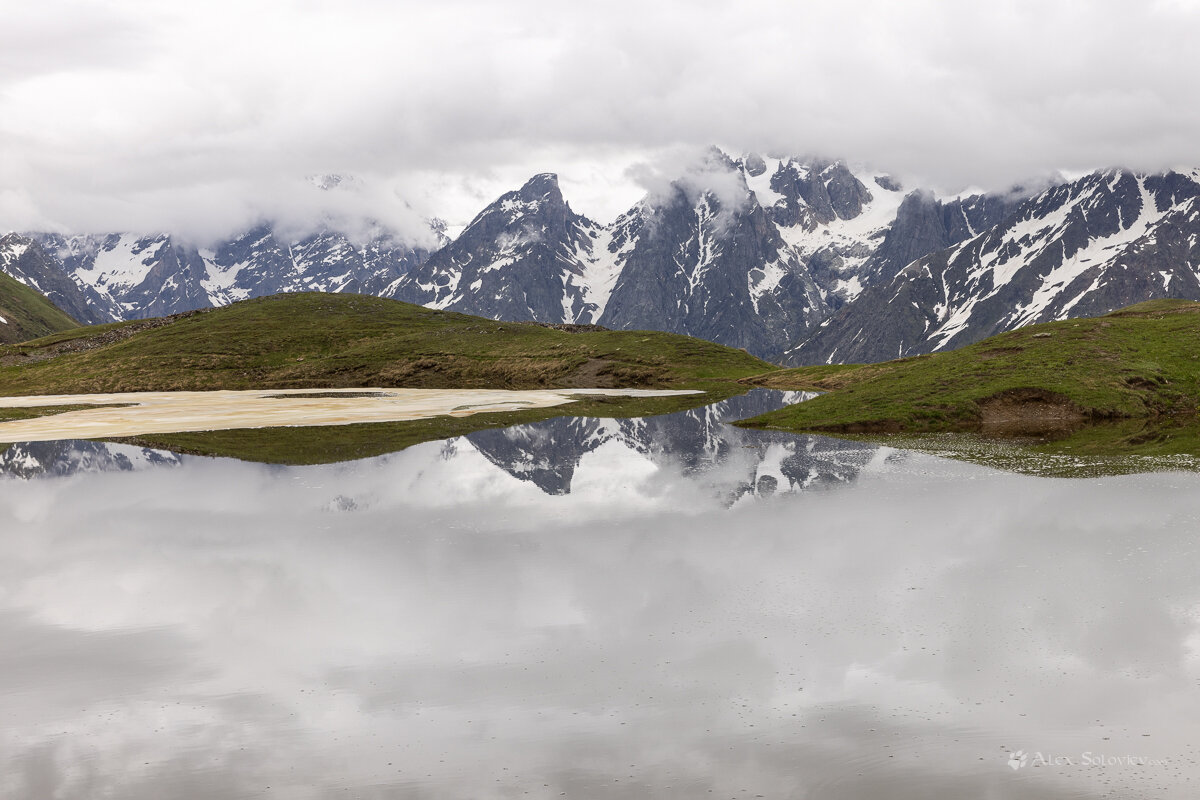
<box><xmin>4</xmin><ymin>150</ymin><xmax>1200</xmax><ymax>363</ymax></box>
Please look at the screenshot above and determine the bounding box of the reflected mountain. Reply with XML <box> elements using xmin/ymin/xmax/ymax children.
<box><xmin>0</xmin><ymin>439</ymin><xmax>183</xmax><ymax>479</ymax></box>
<box><xmin>461</xmin><ymin>390</ymin><xmax>889</xmax><ymax>501</ymax></box>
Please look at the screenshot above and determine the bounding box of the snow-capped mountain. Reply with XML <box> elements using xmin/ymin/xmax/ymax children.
<box><xmin>384</xmin><ymin>149</ymin><xmax>1029</xmax><ymax>359</ymax></box>
<box><xmin>741</xmin><ymin>154</ymin><xmax>906</xmax><ymax>303</ymax></box>
<box><xmin>388</xmin><ymin>173</ymin><xmax>620</xmax><ymax>323</ymax></box>
<box><xmin>788</xmin><ymin>168</ymin><xmax>1200</xmax><ymax>364</ymax></box>
<box><xmin>387</xmin><ymin>150</ymin><xmax>948</xmax><ymax>358</ymax></box>
<box><xmin>740</xmin><ymin>155</ymin><xmax>1032</xmax><ymax>305</ymax></box>
<box><xmin>9</xmin><ymin>151</ymin><xmax>1200</xmax><ymax>366</ymax></box>
<box><xmin>202</xmin><ymin>225</ymin><xmax>430</xmax><ymax>306</ymax></box>
<box><xmin>23</xmin><ymin>226</ymin><xmax>432</xmax><ymax>322</ymax></box>
<box><xmin>597</xmin><ymin>151</ymin><xmax>823</xmax><ymax>355</ymax></box>
<box><xmin>32</xmin><ymin>232</ymin><xmax>211</xmax><ymax>320</ymax></box>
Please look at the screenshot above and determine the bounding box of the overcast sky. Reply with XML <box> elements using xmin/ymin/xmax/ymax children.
<box><xmin>4</xmin><ymin>0</ymin><xmax>1200</xmax><ymax>242</ymax></box>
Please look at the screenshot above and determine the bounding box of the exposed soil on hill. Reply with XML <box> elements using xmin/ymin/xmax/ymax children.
<box><xmin>976</xmin><ymin>387</ymin><xmax>1088</xmax><ymax>435</ymax></box>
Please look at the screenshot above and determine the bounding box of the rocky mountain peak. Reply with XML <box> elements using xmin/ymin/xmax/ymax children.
<box><xmin>519</xmin><ymin>172</ymin><xmax>562</xmax><ymax>197</ymax></box>
<box><xmin>742</xmin><ymin>152</ymin><xmax>768</xmax><ymax>177</ymax></box>
<box><xmin>771</xmin><ymin>159</ymin><xmax>874</xmax><ymax>230</ymax></box>
<box><xmin>388</xmin><ymin>172</ymin><xmax>606</xmax><ymax>323</ymax></box>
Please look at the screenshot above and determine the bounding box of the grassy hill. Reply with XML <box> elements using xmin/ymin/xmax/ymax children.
<box><xmin>741</xmin><ymin>299</ymin><xmax>1200</xmax><ymax>434</ymax></box>
<box><xmin>0</xmin><ymin>292</ymin><xmax>774</xmax><ymax>396</ymax></box>
<box><xmin>0</xmin><ymin>271</ymin><xmax>78</xmax><ymax>345</ymax></box>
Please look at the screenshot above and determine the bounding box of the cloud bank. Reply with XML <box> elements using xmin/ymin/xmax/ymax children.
<box><xmin>3</xmin><ymin>0</ymin><xmax>1200</xmax><ymax>240</ymax></box>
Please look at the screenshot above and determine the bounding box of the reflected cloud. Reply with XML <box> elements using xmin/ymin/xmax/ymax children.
<box><xmin>0</xmin><ymin>447</ymin><xmax>1197</xmax><ymax>796</ymax></box>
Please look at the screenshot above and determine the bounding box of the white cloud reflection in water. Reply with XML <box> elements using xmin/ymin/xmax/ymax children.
<box><xmin>1</xmin><ymin>437</ymin><xmax>1199</xmax><ymax>798</ymax></box>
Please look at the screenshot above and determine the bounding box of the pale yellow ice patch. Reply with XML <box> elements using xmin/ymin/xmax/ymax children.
<box><xmin>0</xmin><ymin>387</ymin><xmax>701</xmax><ymax>442</ymax></box>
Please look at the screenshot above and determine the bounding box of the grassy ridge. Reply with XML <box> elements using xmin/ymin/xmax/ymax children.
<box><xmin>740</xmin><ymin>300</ymin><xmax>1200</xmax><ymax>433</ymax></box>
<box><xmin>0</xmin><ymin>293</ymin><xmax>774</xmax><ymax>396</ymax></box>
<box><xmin>0</xmin><ymin>271</ymin><xmax>78</xmax><ymax>345</ymax></box>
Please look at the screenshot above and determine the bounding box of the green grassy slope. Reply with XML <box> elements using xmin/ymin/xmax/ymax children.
<box><xmin>0</xmin><ymin>292</ymin><xmax>775</xmax><ymax>396</ymax></box>
<box><xmin>740</xmin><ymin>300</ymin><xmax>1200</xmax><ymax>433</ymax></box>
<box><xmin>0</xmin><ymin>271</ymin><xmax>79</xmax><ymax>344</ymax></box>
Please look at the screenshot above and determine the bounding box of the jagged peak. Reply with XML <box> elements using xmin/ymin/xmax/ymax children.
<box><xmin>0</xmin><ymin>233</ymin><xmax>37</xmax><ymax>267</ymax></box>
<box><xmin>519</xmin><ymin>172</ymin><xmax>562</xmax><ymax>197</ymax></box>
<box><xmin>0</xmin><ymin>231</ymin><xmax>35</xmax><ymax>248</ymax></box>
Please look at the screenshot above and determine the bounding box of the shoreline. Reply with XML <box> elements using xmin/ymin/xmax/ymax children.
<box><xmin>0</xmin><ymin>387</ymin><xmax>702</xmax><ymax>442</ymax></box>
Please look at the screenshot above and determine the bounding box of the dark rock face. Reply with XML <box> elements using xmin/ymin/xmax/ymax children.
<box><xmin>599</xmin><ymin>176</ymin><xmax>824</xmax><ymax>358</ymax></box>
<box><xmin>766</xmin><ymin>159</ymin><xmax>874</xmax><ymax>230</ymax></box>
<box><xmin>743</xmin><ymin>153</ymin><xmax>768</xmax><ymax>177</ymax></box>
<box><xmin>0</xmin><ymin>234</ymin><xmax>108</xmax><ymax>323</ymax></box>
<box><xmin>866</xmin><ymin>191</ymin><xmax>950</xmax><ymax>283</ymax></box>
<box><xmin>874</xmin><ymin>175</ymin><xmax>903</xmax><ymax>192</ymax></box>
<box><xmin>788</xmin><ymin>168</ymin><xmax>1200</xmax><ymax>364</ymax></box>
<box><xmin>865</xmin><ymin>190</ymin><xmax>1023</xmax><ymax>285</ymax></box>
<box><xmin>123</xmin><ymin>236</ymin><xmax>212</xmax><ymax>319</ymax></box>
<box><xmin>737</xmin><ymin>155</ymin><xmax>915</xmax><ymax>309</ymax></box>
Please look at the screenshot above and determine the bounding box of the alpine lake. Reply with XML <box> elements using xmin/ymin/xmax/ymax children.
<box><xmin>2</xmin><ymin>389</ymin><xmax>1200</xmax><ymax>799</ymax></box>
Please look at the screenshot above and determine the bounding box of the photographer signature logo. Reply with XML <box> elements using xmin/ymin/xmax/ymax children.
<box><xmin>1005</xmin><ymin>748</ymin><xmax>1167</xmax><ymax>771</ymax></box>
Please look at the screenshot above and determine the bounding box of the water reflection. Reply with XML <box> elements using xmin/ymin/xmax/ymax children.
<box><xmin>1</xmin><ymin>396</ymin><xmax>1199</xmax><ymax>798</ymax></box>
<box><xmin>462</xmin><ymin>390</ymin><xmax>882</xmax><ymax>502</ymax></box>
<box><xmin>0</xmin><ymin>439</ymin><xmax>183</xmax><ymax>479</ymax></box>
<box><xmin>0</xmin><ymin>391</ymin><xmax>888</xmax><ymax>505</ymax></box>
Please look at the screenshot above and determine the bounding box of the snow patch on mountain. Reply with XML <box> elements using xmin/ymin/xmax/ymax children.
<box><xmin>199</xmin><ymin>248</ymin><xmax>251</xmax><ymax>304</ymax></box>
<box><xmin>75</xmin><ymin>234</ymin><xmax>161</xmax><ymax>294</ymax></box>
<box><xmin>562</xmin><ymin>224</ymin><xmax>627</xmax><ymax>323</ymax></box>
<box><xmin>748</xmin><ymin>258</ymin><xmax>787</xmax><ymax>314</ymax></box>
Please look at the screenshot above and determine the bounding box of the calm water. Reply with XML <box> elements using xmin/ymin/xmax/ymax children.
<box><xmin>1</xmin><ymin>390</ymin><xmax>1198</xmax><ymax>799</ymax></box>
